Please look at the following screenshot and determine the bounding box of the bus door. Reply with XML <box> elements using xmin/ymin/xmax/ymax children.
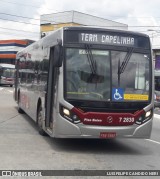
<box><xmin>45</xmin><ymin>47</ymin><xmax>58</xmax><ymax>129</ymax></box>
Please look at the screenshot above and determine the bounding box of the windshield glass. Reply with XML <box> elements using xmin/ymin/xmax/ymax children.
<box><xmin>2</xmin><ymin>69</ymin><xmax>15</xmax><ymax>78</ymax></box>
<box><xmin>112</xmin><ymin>51</ymin><xmax>150</xmax><ymax>101</ymax></box>
<box><xmin>65</xmin><ymin>48</ymin><xmax>150</xmax><ymax>102</ymax></box>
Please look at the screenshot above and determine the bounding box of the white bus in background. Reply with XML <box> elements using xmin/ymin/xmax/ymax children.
<box><xmin>0</xmin><ymin>63</ymin><xmax>15</xmax><ymax>87</ymax></box>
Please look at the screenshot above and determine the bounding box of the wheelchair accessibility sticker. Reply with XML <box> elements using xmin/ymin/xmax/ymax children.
<box><xmin>112</xmin><ymin>88</ymin><xmax>124</xmax><ymax>101</ymax></box>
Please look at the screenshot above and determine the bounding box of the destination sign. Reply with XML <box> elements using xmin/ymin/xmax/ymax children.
<box><xmin>64</xmin><ymin>29</ymin><xmax>150</xmax><ymax>49</ymax></box>
<box><xmin>79</xmin><ymin>33</ymin><xmax>135</xmax><ymax>46</ymax></box>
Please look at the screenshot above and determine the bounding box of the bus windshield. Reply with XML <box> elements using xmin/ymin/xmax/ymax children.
<box><xmin>2</xmin><ymin>68</ymin><xmax>15</xmax><ymax>78</ymax></box>
<box><xmin>65</xmin><ymin>48</ymin><xmax>150</xmax><ymax>102</ymax></box>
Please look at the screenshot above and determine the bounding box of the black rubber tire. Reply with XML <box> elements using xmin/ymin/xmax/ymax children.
<box><xmin>17</xmin><ymin>93</ymin><xmax>24</xmax><ymax>114</ymax></box>
<box><xmin>37</xmin><ymin>106</ymin><xmax>46</xmax><ymax>136</ymax></box>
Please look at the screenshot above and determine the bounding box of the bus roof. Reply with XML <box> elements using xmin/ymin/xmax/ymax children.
<box><xmin>17</xmin><ymin>26</ymin><xmax>150</xmax><ymax>57</ymax></box>
<box><xmin>62</xmin><ymin>26</ymin><xmax>150</xmax><ymax>37</ymax></box>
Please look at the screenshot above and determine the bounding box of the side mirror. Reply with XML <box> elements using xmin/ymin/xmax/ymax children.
<box><xmin>51</xmin><ymin>44</ymin><xmax>63</xmax><ymax>67</ymax></box>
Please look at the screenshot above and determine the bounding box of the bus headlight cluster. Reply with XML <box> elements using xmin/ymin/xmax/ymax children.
<box><xmin>135</xmin><ymin>110</ymin><xmax>152</xmax><ymax>125</ymax></box>
<box><xmin>145</xmin><ymin>110</ymin><xmax>151</xmax><ymax>118</ymax></box>
<box><xmin>60</xmin><ymin>105</ymin><xmax>81</xmax><ymax>124</ymax></box>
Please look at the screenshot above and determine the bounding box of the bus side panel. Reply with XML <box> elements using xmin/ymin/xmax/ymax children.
<box><xmin>17</xmin><ymin>43</ymin><xmax>49</xmax><ymax>123</ymax></box>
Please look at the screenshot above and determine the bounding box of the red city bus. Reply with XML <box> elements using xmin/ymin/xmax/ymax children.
<box><xmin>14</xmin><ymin>27</ymin><xmax>154</xmax><ymax>139</ymax></box>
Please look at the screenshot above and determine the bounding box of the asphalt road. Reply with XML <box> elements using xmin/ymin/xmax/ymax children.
<box><xmin>0</xmin><ymin>86</ymin><xmax>160</xmax><ymax>178</ymax></box>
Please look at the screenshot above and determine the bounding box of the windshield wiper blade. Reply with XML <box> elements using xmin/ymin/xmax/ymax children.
<box><xmin>118</xmin><ymin>47</ymin><xmax>134</xmax><ymax>74</ymax></box>
<box><xmin>117</xmin><ymin>47</ymin><xmax>134</xmax><ymax>87</ymax></box>
<box><xmin>85</xmin><ymin>44</ymin><xmax>97</xmax><ymax>75</ymax></box>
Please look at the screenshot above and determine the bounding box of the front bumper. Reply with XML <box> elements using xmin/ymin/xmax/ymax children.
<box><xmin>52</xmin><ymin>114</ymin><xmax>153</xmax><ymax>139</ymax></box>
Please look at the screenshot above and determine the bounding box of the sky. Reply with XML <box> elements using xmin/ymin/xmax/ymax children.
<box><xmin>0</xmin><ymin>0</ymin><xmax>160</xmax><ymax>47</ymax></box>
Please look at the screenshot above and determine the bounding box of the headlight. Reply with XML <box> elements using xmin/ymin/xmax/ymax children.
<box><xmin>145</xmin><ymin>110</ymin><xmax>151</xmax><ymax>118</ymax></box>
<box><xmin>60</xmin><ymin>105</ymin><xmax>81</xmax><ymax>124</ymax></box>
<box><xmin>135</xmin><ymin>110</ymin><xmax>152</xmax><ymax>125</ymax></box>
<box><xmin>63</xmin><ymin>108</ymin><xmax>70</xmax><ymax>116</ymax></box>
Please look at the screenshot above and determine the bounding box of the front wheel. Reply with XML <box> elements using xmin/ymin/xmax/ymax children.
<box><xmin>37</xmin><ymin>106</ymin><xmax>46</xmax><ymax>136</ymax></box>
<box><xmin>18</xmin><ymin>92</ymin><xmax>24</xmax><ymax>114</ymax></box>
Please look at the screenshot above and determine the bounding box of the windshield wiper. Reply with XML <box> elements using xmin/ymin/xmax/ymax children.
<box><xmin>85</xmin><ymin>44</ymin><xmax>97</xmax><ymax>75</ymax></box>
<box><xmin>117</xmin><ymin>47</ymin><xmax>134</xmax><ymax>87</ymax></box>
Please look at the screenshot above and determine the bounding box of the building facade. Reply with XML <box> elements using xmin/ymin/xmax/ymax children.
<box><xmin>0</xmin><ymin>39</ymin><xmax>34</xmax><ymax>64</ymax></box>
<box><xmin>40</xmin><ymin>10</ymin><xmax>128</xmax><ymax>38</ymax></box>
<box><xmin>153</xmin><ymin>48</ymin><xmax>160</xmax><ymax>70</ymax></box>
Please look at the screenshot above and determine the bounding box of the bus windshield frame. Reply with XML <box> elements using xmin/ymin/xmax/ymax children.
<box><xmin>64</xmin><ymin>45</ymin><xmax>151</xmax><ymax>105</ymax></box>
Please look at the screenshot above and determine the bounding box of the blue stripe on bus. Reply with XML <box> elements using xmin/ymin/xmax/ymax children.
<box><xmin>0</xmin><ymin>43</ymin><xmax>26</xmax><ymax>47</ymax></box>
<box><xmin>0</xmin><ymin>51</ymin><xmax>17</xmax><ymax>54</ymax></box>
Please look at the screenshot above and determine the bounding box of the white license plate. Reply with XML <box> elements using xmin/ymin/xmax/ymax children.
<box><xmin>100</xmin><ymin>132</ymin><xmax>116</xmax><ymax>139</ymax></box>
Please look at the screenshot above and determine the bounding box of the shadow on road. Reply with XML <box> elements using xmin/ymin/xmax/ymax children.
<box><xmin>45</xmin><ymin>137</ymin><xmax>151</xmax><ymax>156</ymax></box>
